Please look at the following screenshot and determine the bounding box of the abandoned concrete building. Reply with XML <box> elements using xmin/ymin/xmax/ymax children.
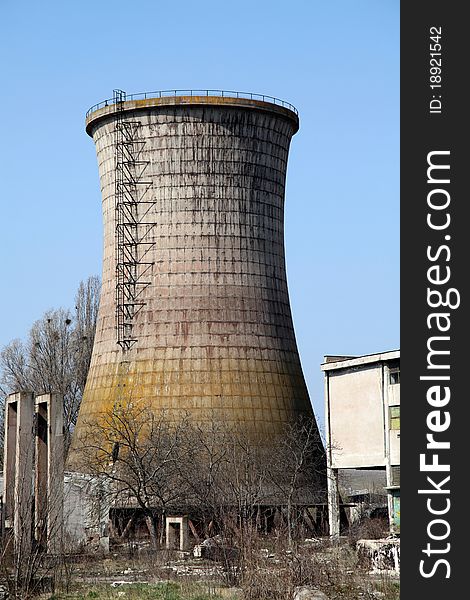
<box><xmin>1</xmin><ymin>91</ymin><xmax>328</xmax><ymax>552</ymax></box>
<box><xmin>321</xmin><ymin>350</ymin><xmax>400</xmax><ymax>536</ymax></box>
<box><xmin>70</xmin><ymin>90</ymin><xmax>322</xmax><ymax>458</ymax></box>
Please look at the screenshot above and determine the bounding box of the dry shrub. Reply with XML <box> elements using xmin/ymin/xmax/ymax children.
<box><xmin>348</xmin><ymin>516</ymin><xmax>390</xmax><ymax>545</ymax></box>
<box><xmin>235</xmin><ymin>532</ymin><xmax>399</xmax><ymax>600</ymax></box>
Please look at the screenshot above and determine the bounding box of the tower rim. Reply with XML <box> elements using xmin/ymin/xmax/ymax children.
<box><xmin>85</xmin><ymin>89</ymin><xmax>299</xmax><ymax>136</ymax></box>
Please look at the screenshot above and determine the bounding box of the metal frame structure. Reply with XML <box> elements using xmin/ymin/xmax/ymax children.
<box><xmin>114</xmin><ymin>89</ymin><xmax>155</xmax><ymax>351</ymax></box>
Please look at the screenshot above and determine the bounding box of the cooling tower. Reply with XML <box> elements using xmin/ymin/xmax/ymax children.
<box><xmin>71</xmin><ymin>90</ymin><xmax>319</xmax><ymax>456</ymax></box>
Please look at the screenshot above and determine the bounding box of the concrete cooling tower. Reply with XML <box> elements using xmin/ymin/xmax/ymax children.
<box><xmin>70</xmin><ymin>90</ymin><xmax>319</xmax><ymax>456</ymax></box>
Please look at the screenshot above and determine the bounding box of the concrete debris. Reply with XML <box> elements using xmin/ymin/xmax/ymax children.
<box><xmin>193</xmin><ymin>535</ymin><xmax>239</xmax><ymax>561</ymax></box>
<box><xmin>201</xmin><ymin>534</ymin><xmax>223</xmax><ymax>546</ymax></box>
<box><xmin>111</xmin><ymin>581</ymin><xmax>147</xmax><ymax>587</ymax></box>
<box><xmin>218</xmin><ymin>588</ymin><xmax>243</xmax><ymax>599</ymax></box>
<box><xmin>164</xmin><ymin>563</ymin><xmax>223</xmax><ymax>578</ymax></box>
<box><xmin>356</xmin><ymin>538</ymin><xmax>400</xmax><ymax>573</ymax></box>
<box><xmin>293</xmin><ymin>586</ymin><xmax>329</xmax><ymax>600</ymax></box>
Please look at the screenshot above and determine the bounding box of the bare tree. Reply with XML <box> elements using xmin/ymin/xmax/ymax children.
<box><xmin>175</xmin><ymin>420</ymin><xmax>270</xmax><ymax>530</ymax></box>
<box><xmin>175</xmin><ymin>419</ymin><xmax>233</xmax><ymax>527</ymax></box>
<box><xmin>73</xmin><ymin>403</ymin><xmax>325</xmax><ymax>572</ymax></box>
<box><xmin>0</xmin><ymin>276</ymin><xmax>100</xmax><ymax>447</ymax></box>
<box><xmin>268</xmin><ymin>417</ymin><xmax>327</xmax><ymax>546</ymax></box>
<box><xmin>74</xmin><ymin>275</ymin><xmax>101</xmax><ymax>394</ymax></box>
<box><xmin>76</xmin><ymin>401</ymin><xmax>191</xmax><ymax>549</ymax></box>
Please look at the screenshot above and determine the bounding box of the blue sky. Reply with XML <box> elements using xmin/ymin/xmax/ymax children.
<box><xmin>0</xmin><ymin>0</ymin><xmax>399</xmax><ymax>430</ymax></box>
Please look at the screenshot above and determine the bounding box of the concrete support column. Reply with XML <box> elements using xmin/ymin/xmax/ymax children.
<box><xmin>386</xmin><ymin>490</ymin><xmax>394</xmax><ymax>532</ymax></box>
<box><xmin>324</xmin><ymin>370</ymin><xmax>340</xmax><ymax>539</ymax></box>
<box><xmin>2</xmin><ymin>392</ymin><xmax>34</xmax><ymax>554</ymax></box>
<box><xmin>34</xmin><ymin>394</ymin><xmax>64</xmax><ymax>554</ymax></box>
<box><xmin>2</xmin><ymin>395</ymin><xmax>18</xmax><ymax>530</ymax></box>
<box><xmin>327</xmin><ymin>466</ymin><xmax>340</xmax><ymax>538</ymax></box>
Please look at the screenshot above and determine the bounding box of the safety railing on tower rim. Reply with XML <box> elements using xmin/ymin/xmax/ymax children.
<box><xmin>86</xmin><ymin>89</ymin><xmax>299</xmax><ymax>118</ymax></box>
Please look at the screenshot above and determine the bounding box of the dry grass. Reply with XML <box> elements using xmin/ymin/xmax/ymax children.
<box><xmin>4</xmin><ymin>533</ymin><xmax>399</xmax><ymax>600</ymax></box>
<box><xmin>45</xmin><ymin>581</ymin><xmax>236</xmax><ymax>599</ymax></box>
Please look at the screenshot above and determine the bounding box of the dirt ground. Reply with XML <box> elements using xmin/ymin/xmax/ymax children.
<box><xmin>27</xmin><ymin>538</ymin><xmax>400</xmax><ymax>600</ymax></box>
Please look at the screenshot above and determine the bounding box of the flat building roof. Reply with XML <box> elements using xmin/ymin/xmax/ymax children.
<box><xmin>321</xmin><ymin>349</ymin><xmax>400</xmax><ymax>372</ymax></box>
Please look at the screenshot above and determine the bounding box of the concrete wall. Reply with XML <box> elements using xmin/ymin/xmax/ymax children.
<box><xmin>63</xmin><ymin>472</ymin><xmax>108</xmax><ymax>546</ymax></box>
<box><xmin>1</xmin><ymin>471</ymin><xmax>102</xmax><ymax>547</ymax></box>
<box><xmin>70</xmin><ymin>96</ymin><xmax>319</xmax><ymax>462</ymax></box>
<box><xmin>328</xmin><ymin>364</ymin><xmax>386</xmax><ymax>469</ymax></box>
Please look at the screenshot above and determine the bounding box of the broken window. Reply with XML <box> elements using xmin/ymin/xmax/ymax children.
<box><xmin>389</xmin><ymin>369</ymin><xmax>400</xmax><ymax>385</ymax></box>
<box><xmin>390</xmin><ymin>406</ymin><xmax>400</xmax><ymax>430</ymax></box>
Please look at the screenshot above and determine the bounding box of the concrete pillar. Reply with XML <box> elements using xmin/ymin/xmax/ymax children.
<box><xmin>34</xmin><ymin>394</ymin><xmax>64</xmax><ymax>553</ymax></box>
<box><xmin>2</xmin><ymin>395</ymin><xmax>18</xmax><ymax>529</ymax></box>
<box><xmin>35</xmin><ymin>397</ymin><xmax>47</xmax><ymax>545</ymax></box>
<box><xmin>2</xmin><ymin>392</ymin><xmax>34</xmax><ymax>554</ymax></box>
<box><xmin>327</xmin><ymin>466</ymin><xmax>340</xmax><ymax>538</ymax></box>
<box><xmin>324</xmin><ymin>370</ymin><xmax>340</xmax><ymax>538</ymax></box>
<box><xmin>165</xmin><ymin>515</ymin><xmax>189</xmax><ymax>551</ymax></box>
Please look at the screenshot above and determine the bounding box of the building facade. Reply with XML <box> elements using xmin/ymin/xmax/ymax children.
<box><xmin>321</xmin><ymin>350</ymin><xmax>400</xmax><ymax>535</ymax></box>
